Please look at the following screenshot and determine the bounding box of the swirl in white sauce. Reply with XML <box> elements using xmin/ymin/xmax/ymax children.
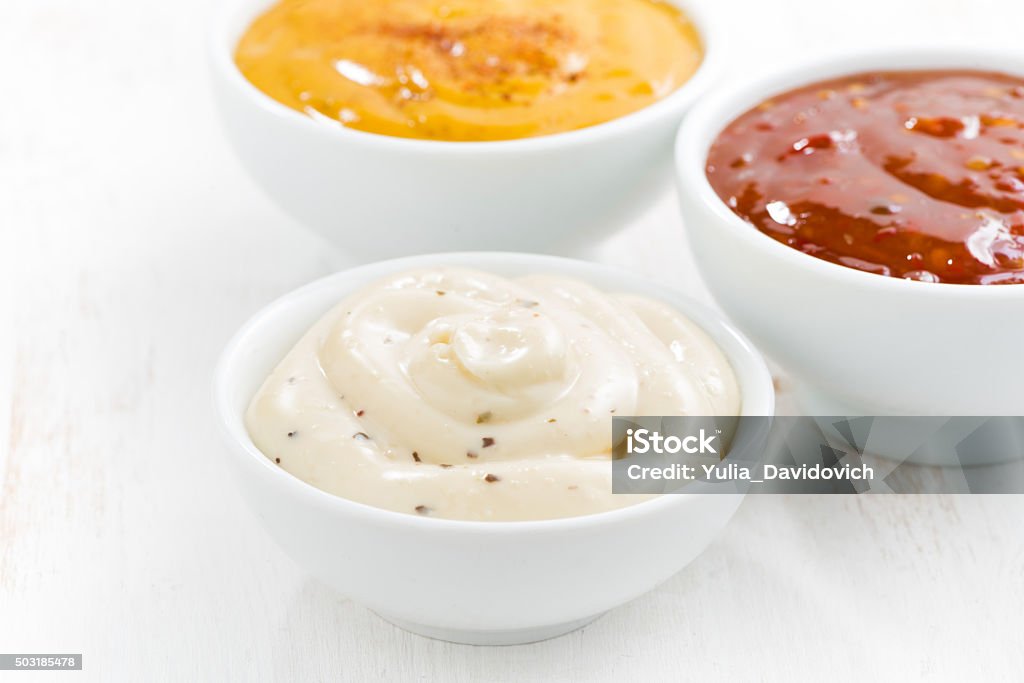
<box><xmin>246</xmin><ymin>268</ymin><xmax>740</xmax><ymax>521</ymax></box>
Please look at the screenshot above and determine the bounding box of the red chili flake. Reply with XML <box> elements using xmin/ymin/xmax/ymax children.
<box><xmin>905</xmin><ymin>115</ymin><xmax>965</xmax><ymax>138</ymax></box>
<box><xmin>412</xmin><ymin>451</ymin><xmax>421</xmax><ymax>463</ymax></box>
<box><xmin>482</xmin><ymin>437</ymin><xmax>495</xmax><ymax>448</ymax></box>
<box><xmin>484</xmin><ymin>474</ymin><xmax>500</xmax><ymax>483</ymax></box>
<box><xmin>415</xmin><ymin>505</ymin><xmax>430</xmax><ymax>514</ymax></box>
<box><xmin>275</xmin><ymin>458</ymin><xmax>281</xmax><ymax>464</ymax></box>
<box><xmin>287</xmin><ymin>431</ymin><xmax>297</xmax><ymax>438</ymax></box>
<box><xmin>792</xmin><ymin>133</ymin><xmax>835</xmax><ymax>153</ymax></box>
<box><xmin>356</xmin><ymin>409</ymin><xmax>365</xmax><ymax>417</ymax></box>
<box><xmin>730</xmin><ymin>154</ymin><xmax>751</xmax><ymax>169</ymax></box>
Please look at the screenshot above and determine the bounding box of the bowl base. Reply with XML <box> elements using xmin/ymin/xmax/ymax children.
<box><xmin>793</xmin><ymin>383</ymin><xmax>871</xmax><ymax>417</ymax></box>
<box><xmin>373</xmin><ymin>611</ymin><xmax>604</xmax><ymax>646</ymax></box>
<box><xmin>794</xmin><ymin>383</ymin><xmax>1022</xmax><ymax>468</ymax></box>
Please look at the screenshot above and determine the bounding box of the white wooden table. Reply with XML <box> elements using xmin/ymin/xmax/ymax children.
<box><xmin>2</xmin><ymin>0</ymin><xmax>1022</xmax><ymax>680</ymax></box>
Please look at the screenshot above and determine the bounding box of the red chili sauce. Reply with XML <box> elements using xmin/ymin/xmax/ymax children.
<box><xmin>706</xmin><ymin>71</ymin><xmax>1024</xmax><ymax>285</ymax></box>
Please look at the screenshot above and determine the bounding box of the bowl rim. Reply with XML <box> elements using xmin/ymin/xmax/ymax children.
<box><xmin>675</xmin><ymin>45</ymin><xmax>1024</xmax><ymax>297</ymax></box>
<box><xmin>210</xmin><ymin>0</ymin><xmax>725</xmax><ymax>154</ymax></box>
<box><xmin>212</xmin><ymin>252</ymin><xmax>775</xmax><ymax>534</ymax></box>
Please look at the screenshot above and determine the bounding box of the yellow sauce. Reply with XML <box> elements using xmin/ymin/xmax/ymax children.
<box><xmin>234</xmin><ymin>0</ymin><xmax>703</xmax><ymax>141</ymax></box>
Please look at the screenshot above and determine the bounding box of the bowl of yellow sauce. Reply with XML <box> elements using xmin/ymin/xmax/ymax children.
<box><xmin>235</xmin><ymin>0</ymin><xmax>704</xmax><ymax>142</ymax></box>
<box><xmin>211</xmin><ymin>0</ymin><xmax>721</xmax><ymax>257</ymax></box>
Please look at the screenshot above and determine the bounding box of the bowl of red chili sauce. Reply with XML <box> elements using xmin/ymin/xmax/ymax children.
<box><xmin>676</xmin><ymin>49</ymin><xmax>1024</xmax><ymax>416</ymax></box>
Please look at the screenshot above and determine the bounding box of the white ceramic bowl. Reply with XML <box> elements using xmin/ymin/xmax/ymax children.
<box><xmin>676</xmin><ymin>47</ymin><xmax>1024</xmax><ymax>417</ymax></box>
<box><xmin>209</xmin><ymin>0</ymin><xmax>724</xmax><ymax>260</ymax></box>
<box><xmin>213</xmin><ymin>253</ymin><xmax>774</xmax><ymax>645</ymax></box>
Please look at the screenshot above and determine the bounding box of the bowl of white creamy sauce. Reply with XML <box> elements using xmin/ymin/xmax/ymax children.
<box><xmin>214</xmin><ymin>252</ymin><xmax>774</xmax><ymax>644</ymax></box>
<box><xmin>247</xmin><ymin>267</ymin><xmax>742</xmax><ymax>521</ymax></box>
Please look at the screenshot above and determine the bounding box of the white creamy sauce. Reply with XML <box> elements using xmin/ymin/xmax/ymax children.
<box><xmin>246</xmin><ymin>269</ymin><xmax>741</xmax><ymax>521</ymax></box>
